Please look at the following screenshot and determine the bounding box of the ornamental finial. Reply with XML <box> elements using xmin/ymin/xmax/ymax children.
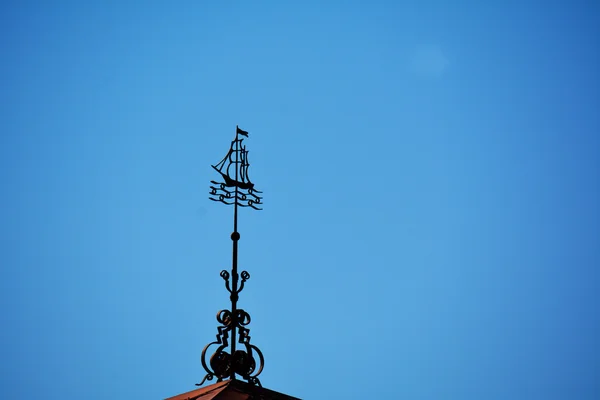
<box><xmin>198</xmin><ymin>126</ymin><xmax>264</xmax><ymax>387</ymax></box>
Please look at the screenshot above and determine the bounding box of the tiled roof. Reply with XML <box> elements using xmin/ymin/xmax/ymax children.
<box><xmin>165</xmin><ymin>379</ymin><xmax>300</xmax><ymax>400</ymax></box>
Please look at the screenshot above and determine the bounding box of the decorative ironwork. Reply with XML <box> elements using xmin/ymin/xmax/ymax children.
<box><xmin>198</xmin><ymin>125</ymin><xmax>264</xmax><ymax>388</ymax></box>
<box><xmin>209</xmin><ymin>126</ymin><xmax>263</xmax><ymax>210</ymax></box>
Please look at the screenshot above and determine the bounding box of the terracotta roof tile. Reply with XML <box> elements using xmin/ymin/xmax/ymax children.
<box><xmin>165</xmin><ymin>380</ymin><xmax>300</xmax><ymax>400</ymax></box>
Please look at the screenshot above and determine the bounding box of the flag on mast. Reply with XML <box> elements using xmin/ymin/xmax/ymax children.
<box><xmin>237</xmin><ymin>126</ymin><xmax>249</xmax><ymax>137</ymax></box>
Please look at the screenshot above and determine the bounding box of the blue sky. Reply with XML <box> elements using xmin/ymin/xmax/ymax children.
<box><xmin>1</xmin><ymin>1</ymin><xmax>599</xmax><ymax>399</ymax></box>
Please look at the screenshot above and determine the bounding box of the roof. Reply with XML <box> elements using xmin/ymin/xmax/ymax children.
<box><xmin>165</xmin><ymin>379</ymin><xmax>301</xmax><ymax>400</ymax></box>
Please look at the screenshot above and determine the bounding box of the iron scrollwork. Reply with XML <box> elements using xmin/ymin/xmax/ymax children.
<box><xmin>197</xmin><ymin>267</ymin><xmax>264</xmax><ymax>387</ymax></box>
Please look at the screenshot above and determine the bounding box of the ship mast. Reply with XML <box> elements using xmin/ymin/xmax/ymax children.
<box><xmin>230</xmin><ymin>127</ymin><xmax>240</xmax><ymax>378</ymax></box>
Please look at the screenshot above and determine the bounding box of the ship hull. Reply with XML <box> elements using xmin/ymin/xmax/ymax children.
<box><xmin>222</xmin><ymin>173</ymin><xmax>254</xmax><ymax>190</ymax></box>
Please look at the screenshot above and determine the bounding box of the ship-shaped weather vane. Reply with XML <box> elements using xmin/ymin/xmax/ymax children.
<box><xmin>209</xmin><ymin>126</ymin><xmax>262</xmax><ymax>210</ymax></box>
<box><xmin>199</xmin><ymin>126</ymin><xmax>264</xmax><ymax>387</ymax></box>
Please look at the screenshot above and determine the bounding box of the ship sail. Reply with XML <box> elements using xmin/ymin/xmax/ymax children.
<box><xmin>241</xmin><ymin>148</ymin><xmax>253</xmax><ymax>185</ymax></box>
<box><xmin>211</xmin><ymin>138</ymin><xmax>254</xmax><ymax>190</ymax></box>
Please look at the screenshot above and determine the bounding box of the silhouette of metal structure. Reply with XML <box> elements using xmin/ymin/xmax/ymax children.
<box><xmin>199</xmin><ymin>126</ymin><xmax>264</xmax><ymax>387</ymax></box>
<box><xmin>165</xmin><ymin>125</ymin><xmax>299</xmax><ymax>399</ymax></box>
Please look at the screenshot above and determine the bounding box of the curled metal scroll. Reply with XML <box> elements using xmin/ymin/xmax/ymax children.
<box><xmin>197</xmin><ymin>308</ymin><xmax>264</xmax><ymax>387</ymax></box>
<box><xmin>197</xmin><ymin>269</ymin><xmax>264</xmax><ymax>387</ymax></box>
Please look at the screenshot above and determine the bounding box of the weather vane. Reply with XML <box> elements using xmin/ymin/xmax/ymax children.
<box><xmin>198</xmin><ymin>126</ymin><xmax>264</xmax><ymax>387</ymax></box>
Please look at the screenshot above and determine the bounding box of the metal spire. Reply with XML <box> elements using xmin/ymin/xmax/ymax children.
<box><xmin>198</xmin><ymin>126</ymin><xmax>264</xmax><ymax>387</ymax></box>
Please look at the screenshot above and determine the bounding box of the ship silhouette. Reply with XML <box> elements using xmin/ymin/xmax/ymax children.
<box><xmin>209</xmin><ymin>126</ymin><xmax>262</xmax><ymax>209</ymax></box>
<box><xmin>212</xmin><ymin>134</ymin><xmax>255</xmax><ymax>190</ymax></box>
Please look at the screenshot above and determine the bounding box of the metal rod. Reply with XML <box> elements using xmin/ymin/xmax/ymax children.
<box><xmin>230</xmin><ymin>125</ymin><xmax>240</xmax><ymax>380</ymax></box>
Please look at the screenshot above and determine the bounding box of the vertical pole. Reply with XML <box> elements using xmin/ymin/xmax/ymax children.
<box><xmin>230</xmin><ymin>126</ymin><xmax>240</xmax><ymax>380</ymax></box>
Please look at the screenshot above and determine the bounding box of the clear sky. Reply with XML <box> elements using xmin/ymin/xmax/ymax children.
<box><xmin>1</xmin><ymin>1</ymin><xmax>599</xmax><ymax>399</ymax></box>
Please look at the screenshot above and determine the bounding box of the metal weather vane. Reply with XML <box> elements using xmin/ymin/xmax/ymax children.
<box><xmin>198</xmin><ymin>126</ymin><xmax>264</xmax><ymax>387</ymax></box>
<box><xmin>209</xmin><ymin>126</ymin><xmax>263</xmax><ymax>210</ymax></box>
